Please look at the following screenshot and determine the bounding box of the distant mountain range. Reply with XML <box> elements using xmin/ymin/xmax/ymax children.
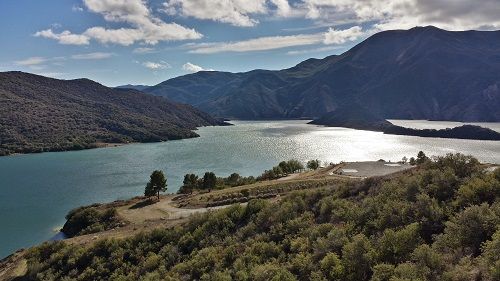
<box><xmin>0</xmin><ymin>72</ymin><xmax>224</xmax><ymax>156</ymax></box>
<box><xmin>143</xmin><ymin>26</ymin><xmax>500</xmax><ymax>122</ymax></box>
<box><xmin>115</xmin><ymin>84</ymin><xmax>150</xmax><ymax>91</ymax></box>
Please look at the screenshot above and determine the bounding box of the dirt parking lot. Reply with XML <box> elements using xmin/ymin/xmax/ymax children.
<box><xmin>335</xmin><ymin>161</ymin><xmax>413</xmax><ymax>178</ymax></box>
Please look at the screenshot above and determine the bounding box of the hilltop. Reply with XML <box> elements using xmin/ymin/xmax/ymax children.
<box><xmin>0</xmin><ymin>72</ymin><xmax>225</xmax><ymax>156</ymax></box>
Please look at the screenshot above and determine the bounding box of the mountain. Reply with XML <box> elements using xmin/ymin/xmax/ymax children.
<box><xmin>311</xmin><ymin>108</ymin><xmax>500</xmax><ymax>140</ymax></box>
<box><xmin>309</xmin><ymin>102</ymin><xmax>500</xmax><ymax>140</ymax></box>
<box><xmin>0</xmin><ymin>72</ymin><xmax>224</xmax><ymax>156</ymax></box>
<box><xmin>383</xmin><ymin>124</ymin><xmax>500</xmax><ymax>140</ymax></box>
<box><xmin>144</xmin><ymin>26</ymin><xmax>500</xmax><ymax>122</ymax></box>
<box><xmin>309</xmin><ymin>104</ymin><xmax>393</xmax><ymax>131</ymax></box>
<box><xmin>115</xmin><ymin>84</ymin><xmax>150</xmax><ymax>91</ymax></box>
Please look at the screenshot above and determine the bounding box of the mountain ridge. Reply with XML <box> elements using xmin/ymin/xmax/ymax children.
<box><xmin>143</xmin><ymin>26</ymin><xmax>500</xmax><ymax>122</ymax></box>
<box><xmin>0</xmin><ymin>71</ymin><xmax>225</xmax><ymax>156</ymax></box>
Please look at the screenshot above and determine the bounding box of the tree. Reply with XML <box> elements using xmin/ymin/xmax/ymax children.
<box><xmin>416</xmin><ymin>151</ymin><xmax>429</xmax><ymax>165</ymax></box>
<box><xmin>145</xmin><ymin>170</ymin><xmax>167</xmax><ymax>200</ymax></box>
<box><xmin>401</xmin><ymin>156</ymin><xmax>408</xmax><ymax>164</ymax></box>
<box><xmin>307</xmin><ymin>159</ymin><xmax>321</xmax><ymax>170</ymax></box>
<box><xmin>279</xmin><ymin>161</ymin><xmax>291</xmax><ymax>174</ymax></box>
<box><xmin>409</xmin><ymin>157</ymin><xmax>416</xmax><ymax>166</ymax></box>
<box><xmin>342</xmin><ymin>234</ymin><xmax>376</xmax><ymax>281</ymax></box>
<box><xmin>203</xmin><ymin>172</ymin><xmax>217</xmax><ymax>191</ymax></box>
<box><xmin>272</xmin><ymin>166</ymin><xmax>284</xmax><ymax>177</ymax></box>
<box><xmin>287</xmin><ymin>159</ymin><xmax>305</xmax><ymax>173</ymax></box>
<box><xmin>227</xmin><ymin>173</ymin><xmax>241</xmax><ymax>186</ymax></box>
<box><xmin>320</xmin><ymin>253</ymin><xmax>344</xmax><ymax>280</ymax></box>
<box><xmin>179</xmin><ymin>174</ymin><xmax>198</xmax><ymax>194</ymax></box>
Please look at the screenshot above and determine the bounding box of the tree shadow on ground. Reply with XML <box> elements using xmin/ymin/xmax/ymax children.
<box><xmin>129</xmin><ymin>199</ymin><xmax>156</xmax><ymax>209</ymax></box>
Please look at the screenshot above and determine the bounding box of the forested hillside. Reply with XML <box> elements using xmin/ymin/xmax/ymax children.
<box><xmin>23</xmin><ymin>154</ymin><xmax>500</xmax><ymax>280</ymax></box>
<box><xmin>0</xmin><ymin>72</ymin><xmax>224</xmax><ymax>156</ymax></box>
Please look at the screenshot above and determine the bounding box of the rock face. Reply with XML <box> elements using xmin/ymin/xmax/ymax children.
<box><xmin>0</xmin><ymin>71</ymin><xmax>224</xmax><ymax>155</ymax></box>
<box><xmin>144</xmin><ymin>26</ymin><xmax>500</xmax><ymax>122</ymax></box>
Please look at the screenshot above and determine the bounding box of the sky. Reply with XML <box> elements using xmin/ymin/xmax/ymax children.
<box><xmin>1</xmin><ymin>0</ymin><xmax>499</xmax><ymax>87</ymax></box>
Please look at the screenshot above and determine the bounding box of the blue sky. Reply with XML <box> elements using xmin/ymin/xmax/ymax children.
<box><xmin>1</xmin><ymin>0</ymin><xmax>499</xmax><ymax>86</ymax></box>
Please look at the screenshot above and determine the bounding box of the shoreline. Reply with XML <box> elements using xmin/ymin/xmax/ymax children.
<box><xmin>2</xmin><ymin>142</ymin><xmax>135</xmax><ymax>158</ymax></box>
<box><xmin>3</xmin><ymin>120</ymin><xmax>499</xmax><ymax>158</ymax></box>
<box><xmin>0</xmin><ymin>135</ymin><xmax>200</xmax><ymax>158</ymax></box>
<box><xmin>0</xmin><ymin>122</ymin><xmax>232</xmax><ymax>158</ymax></box>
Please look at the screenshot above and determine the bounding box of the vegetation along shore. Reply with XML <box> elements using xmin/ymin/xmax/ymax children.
<box><xmin>1</xmin><ymin>152</ymin><xmax>499</xmax><ymax>280</ymax></box>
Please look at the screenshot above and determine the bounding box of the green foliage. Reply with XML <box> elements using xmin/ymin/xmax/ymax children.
<box><xmin>377</xmin><ymin>223</ymin><xmax>422</xmax><ymax>264</ymax></box>
<box><xmin>203</xmin><ymin>172</ymin><xmax>217</xmax><ymax>190</ymax></box>
<box><xmin>454</xmin><ymin>172</ymin><xmax>500</xmax><ymax>208</ymax></box>
<box><xmin>179</xmin><ymin>173</ymin><xmax>199</xmax><ymax>194</ymax></box>
<box><xmin>320</xmin><ymin>253</ymin><xmax>344</xmax><ymax>280</ymax></box>
<box><xmin>480</xmin><ymin>230</ymin><xmax>500</xmax><ymax>279</ymax></box>
<box><xmin>307</xmin><ymin>159</ymin><xmax>321</xmax><ymax>170</ymax></box>
<box><xmin>23</xmin><ymin>154</ymin><xmax>500</xmax><ymax>281</ymax></box>
<box><xmin>145</xmin><ymin>170</ymin><xmax>167</xmax><ymax>199</ymax></box>
<box><xmin>434</xmin><ymin>203</ymin><xmax>499</xmax><ymax>256</ymax></box>
<box><xmin>61</xmin><ymin>205</ymin><xmax>122</xmax><ymax>237</ymax></box>
<box><xmin>179</xmin><ymin>172</ymin><xmax>257</xmax><ymax>194</ymax></box>
<box><xmin>259</xmin><ymin>160</ymin><xmax>304</xmax><ymax>180</ymax></box>
<box><xmin>342</xmin><ymin>234</ymin><xmax>376</xmax><ymax>281</ymax></box>
<box><xmin>409</xmin><ymin>157</ymin><xmax>416</xmax><ymax>166</ymax></box>
<box><xmin>416</xmin><ymin>151</ymin><xmax>429</xmax><ymax>165</ymax></box>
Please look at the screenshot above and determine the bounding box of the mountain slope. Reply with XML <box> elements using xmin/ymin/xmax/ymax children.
<box><xmin>144</xmin><ymin>26</ymin><xmax>500</xmax><ymax>121</ymax></box>
<box><xmin>0</xmin><ymin>72</ymin><xmax>223</xmax><ymax>155</ymax></box>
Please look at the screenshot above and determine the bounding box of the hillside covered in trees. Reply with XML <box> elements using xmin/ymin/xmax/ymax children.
<box><xmin>20</xmin><ymin>154</ymin><xmax>500</xmax><ymax>280</ymax></box>
<box><xmin>0</xmin><ymin>72</ymin><xmax>225</xmax><ymax>156</ymax></box>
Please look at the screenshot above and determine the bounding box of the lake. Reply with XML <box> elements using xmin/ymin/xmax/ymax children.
<box><xmin>0</xmin><ymin>120</ymin><xmax>499</xmax><ymax>258</ymax></box>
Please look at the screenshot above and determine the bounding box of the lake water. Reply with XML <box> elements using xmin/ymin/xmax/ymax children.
<box><xmin>0</xmin><ymin>120</ymin><xmax>499</xmax><ymax>258</ymax></box>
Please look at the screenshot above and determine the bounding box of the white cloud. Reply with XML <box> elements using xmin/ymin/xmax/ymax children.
<box><xmin>182</xmin><ymin>62</ymin><xmax>214</xmax><ymax>72</ymax></box>
<box><xmin>36</xmin><ymin>72</ymin><xmax>66</xmax><ymax>78</ymax></box>
<box><xmin>36</xmin><ymin>0</ymin><xmax>202</xmax><ymax>46</ymax></box>
<box><xmin>286</xmin><ymin>45</ymin><xmax>343</xmax><ymax>55</ymax></box>
<box><xmin>83</xmin><ymin>27</ymin><xmax>140</xmax><ymax>46</ymax></box>
<box><xmin>323</xmin><ymin>25</ymin><xmax>363</xmax><ymax>44</ymax></box>
<box><xmin>270</xmin><ymin>0</ymin><xmax>293</xmax><ymax>17</ymax></box>
<box><xmin>188</xmin><ymin>26</ymin><xmax>363</xmax><ymax>54</ymax></box>
<box><xmin>161</xmin><ymin>0</ymin><xmax>500</xmax><ymax>31</ymax></box>
<box><xmin>34</xmin><ymin>29</ymin><xmax>90</xmax><ymax>45</ymax></box>
<box><xmin>189</xmin><ymin>33</ymin><xmax>323</xmax><ymax>54</ymax></box>
<box><xmin>133</xmin><ymin>47</ymin><xmax>156</xmax><ymax>54</ymax></box>
<box><xmin>14</xmin><ymin>53</ymin><xmax>111</xmax><ymax>69</ymax></box>
<box><xmin>163</xmin><ymin>0</ymin><xmax>268</xmax><ymax>27</ymax></box>
<box><xmin>14</xmin><ymin>57</ymin><xmax>48</xmax><ymax>66</ymax></box>
<box><xmin>71</xmin><ymin>52</ymin><xmax>114</xmax><ymax>60</ymax></box>
<box><xmin>298</xmin><ymin>0</ymin><xmax>500</xmax><ymax>31</ymax></box>
<box><xmin>142</xmin><ymin>61</ymin><xmax>171</xmax><ymax>70</ymax></box>
<box><xmin>72</xmin><ymin>5</ymin><xmax>84</xmax><ymax>12</ymax></box>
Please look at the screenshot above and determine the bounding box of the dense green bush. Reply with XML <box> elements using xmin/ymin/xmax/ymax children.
<box><xmin>61</xmin><ymin>204</ymin><xmax>123</xmax><ymax>237</ymax></box>
<box><xmin>178</xmin><ymin>172</ymin><xmax>257</xmax><ymax>194</ymax></box>
<box><xmin>258</xmin><ymin>160</ymin><xmax>305</xmax><ymax>180</ymax></box>
<box><xmin>24</xmin><ymin>154</ymin><xmax>500</xmax><ymax>280</ymax></box>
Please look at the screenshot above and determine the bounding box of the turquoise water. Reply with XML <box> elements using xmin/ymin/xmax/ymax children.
<box><xmin>0</xmin><ymin>120</ymin><xmax>499</xmax><ymax>258</ymax></box>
